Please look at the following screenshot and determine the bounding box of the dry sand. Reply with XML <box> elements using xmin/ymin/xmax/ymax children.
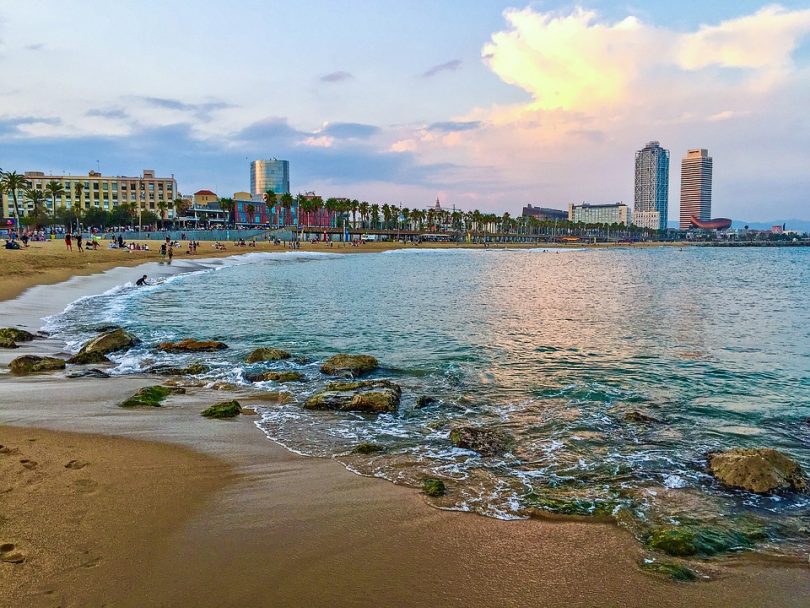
<box><xmin>0</xmin><ymin>248</ymin><xmax>807</xmax><ymax>607</ymax></box>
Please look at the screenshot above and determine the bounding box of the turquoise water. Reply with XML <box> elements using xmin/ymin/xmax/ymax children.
<box><xmin>47</xmin><ymin>247</ymin><xmax>810</xmax><ymax>557</ymax></box>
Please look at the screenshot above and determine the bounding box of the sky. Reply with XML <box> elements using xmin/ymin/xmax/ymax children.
<box><xmin>1</xmin><ymin>0</ymin><xmax>809</xmax><ymax>222</ymax></box>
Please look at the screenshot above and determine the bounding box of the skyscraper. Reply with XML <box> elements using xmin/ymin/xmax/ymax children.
<box><xmin>250</xmin><ymin>159</ymin><xmax>290</xmax><ymax>197</ymax></box>
<box><xmin>633</xmin><ymin>141</ymin><xmax>669</xmax><ymax>231</ymax></box>
<box><xmin>679</xmin><ymin>149</ymin><xmax>712</xmax><ymax>229</ymax></box>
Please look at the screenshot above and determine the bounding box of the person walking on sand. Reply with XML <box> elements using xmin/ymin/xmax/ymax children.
<box><xmin>65</xmin><ymin>232</ymin><xmax>72</xmax><ymax>251</ymax></box>
<box><xmin>76</xmin><ymin>232</ymin><xmax>83</xmax><ymax>252</ymax></box>
<box><xmin>168</xmin><ymin>245</ymin><xmax>173</xmax><ymax>262</ymax></box>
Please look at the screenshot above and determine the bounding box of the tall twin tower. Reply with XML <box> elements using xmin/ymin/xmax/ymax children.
<box><xmin>633</xmin><ymin>142</ymin><xmax>713</xmax><ymax>230</ymax></box>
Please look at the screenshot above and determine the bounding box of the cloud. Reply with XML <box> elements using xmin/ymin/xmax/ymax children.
<box><xmin>25</xmin><ymin>43</ymin><xmax>44</xmax><ymax>51</ymax></box>
<box><xmin>320</xmin><ymin>122</ymin><xmax>380</xmax><ymax>139</ymax></box>
<box><xmin>428</xmin><ymin>121</ymin><xmax>481</xmax><ymax>132</ymax></box>
<box><xmin>86</xmin><ymin>108</ymin><xmax>128</xmax><ymax>119</ymax></box>
<box><xmin>321</xmin><ymin>71</ymin><xmax>353</xmax><ymax>83</ymax></box>
<box><xmin>422</xmin><ymin>59</ymin><xmax>462</xmax><ymax>78</ymax></box>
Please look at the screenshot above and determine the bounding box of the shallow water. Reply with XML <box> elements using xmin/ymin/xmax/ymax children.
<box><xmin>45</xmin><ymin>246</ymin><xmax>810</xmax><ymax>556</ymax></box>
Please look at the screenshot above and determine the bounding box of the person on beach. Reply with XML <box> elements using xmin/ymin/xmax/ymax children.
<box><xmin>168</xmin><ymin>245</ymin><xmax>173</xmax><ymax>262</ymax></box>
<box><xmin>136</xmin><ymin>274</ymin><xmax>148</xmax><ymax>286</ymax></box>
<box><xmin>76</xmin><ymin>233</ymin><xmax>83</xmax><ymax>252</ymax></box>
<box><xmin>160</xmin><ymin>243</ymin><xmax>167</xmax><ymax>257</ymax></box>
<box><xmin>65</xmin><ymin>233</ymin><xmax>72</xmax><ymax>251</ymax></box>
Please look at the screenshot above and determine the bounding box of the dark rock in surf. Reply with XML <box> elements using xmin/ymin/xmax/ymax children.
<box><xmin>319</xmin><ymin>354</ymin><xmax>378</xmax><ymax>377</ymax></box>
<box><xmin>707</xmin><ymin>448</ymin><xmax>806</xmax><ymax>494</ymax></box>
<box><xmin>449</xmin><ymin>425</ymin><xmax>512</xmax><ymax>457</ymax></box>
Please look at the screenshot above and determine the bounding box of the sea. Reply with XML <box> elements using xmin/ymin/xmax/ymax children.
<box><xmin>44</xmin><ymin>246</ymin><xmax>810</xmax><ymax>558</ymax></box>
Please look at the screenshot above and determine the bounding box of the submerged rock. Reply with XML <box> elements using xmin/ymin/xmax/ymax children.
<box><xmin>246</xmin><ymin>371</ymin><xmax>304</xmax><ymax>383</ymax></box>
<box><xmin>157</xmin><ymin>339</ymin><xmax>228</xmax><ymax>353</ymax></box>
<box><xmin>0</xmin><ymin>336</ymin><xmax>19</xmax><ymax>349</ymax></box>
<box><xmin>248</xmin><ymin>391</ymin><xmax>294</xmax><ymax>404</ymax></box>
<box><xmin>66</xmin><ymin>368</ymin><xmax>111</xmax><ymax>379</ymax></box>
<box><xmin>624</xmin><ymin>411</ymin><xmax>660</xmax><ymax>423</ymax></box>
<box><xmin>352</xmin><ymin>442</ymin><xmax>385</xmax><ymax>454</ymax></box>
<box><xmin>201</xmin><ymin>400</ymin><xmax>242</xmax><ymax>418</ymax></box>
<box><xmin>449</xmin><ymin>425</ymin><xmax>512</xmax><ymax>456</ymax></box>
<box><xmin>415</xmin><ymin>396</ymin><xmax>438</xmax><ymax>408</ymax></box>
<box><xmin>9</xmin><ymin>355</ymin><xmax>66</xmax><ymax>375</ymax></box>
<box><xmin>708</xmin><ymin>448</ymin><xmax>806</xmax><ymax>494</ymax></box>
<box><xmin>645</xmin><ymin>525</ymin><xmax>756</xmax><ymax>557</ymax></box>
<box><xmin>74</xmin><ymin>328</ymin><xmax>139</xmax><ymax>359</ymax></box>
<box><xmin>120</xmin><ymin>385</ymin><xmax>185</xmax><ymax>408</ymax></box>
<box><xmin>67</xmin><ymin>351</ymin><xmax>111</xmax><ymax>365</ymax></box>
<box><xmin>304</xmin><ymin>380</ymin><xmax>400</xmax><ymax>413</ymax></box>
<box><xmin>246</xmin><ymin>348</ymin><xmax>292</xmax><ymax>363</ymax></box>
<box><xmin>422</xmin><ymin>478</ymin><xmax>446</xmax><ymax>497</ymax></box>
<box><xmin>153</xmin><ymin>362</ymin><xmax>209</xmax><ymax>376</ymax></box>
<box><xmin>640</xmin><ymin>560</ymin><xmax>697</xmax><ymax>582</ymax></box>
<box><xmin>320</xmin><ymin>354</ymin><xmax>379</xmax><ymax>377</ymax></box>
<box><xmin>0</xmin><ymin>328</ymin><xmax>35</xmax><ymax>342</ymax></box>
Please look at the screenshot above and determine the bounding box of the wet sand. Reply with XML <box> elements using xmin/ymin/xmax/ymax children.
<box><xmin>1</xmin><ymin>255</ymin><xmax>808</xmax><ymax>607</ymax></box>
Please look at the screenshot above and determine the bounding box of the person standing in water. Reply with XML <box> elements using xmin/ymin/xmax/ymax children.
<box><xmin>136</xmin><ymin>274</ymin><xmax>148</xmax><ymax>286</ymax></box>
<box><xmin>167</xmin><ymin>244</ymin><xmax>173</xmax><ymax>262</ymax></box>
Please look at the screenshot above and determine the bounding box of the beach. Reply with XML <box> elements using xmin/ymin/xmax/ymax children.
<box><xmin>1</xmin><ymin>245</ymin><xmax>809</xmax><ymax>607</ymax></box>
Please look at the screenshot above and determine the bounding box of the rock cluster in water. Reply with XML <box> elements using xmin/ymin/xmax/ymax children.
<box><xmin>449</xmin><ymin>425</ymin><xmax>512</xmax><ymax>456</ymax></box>
<box><xmin>9</xmin><ymin>355</ymin><xmax>66</xmax><ymax>375</ymax></box>
<box><xmin>0</xmin><ymin>327</ymin><xmax>35</xmax><ymax>348</ymax></box>
<box><xmin>120</xmin><ymin>385</ymin><xmax>185</xmax><ymax>408</ymax></box>
<box><xmin>246</xmin><ymin>371</ymin><xmax>305</xmax><ymax>383</ymax></box>
<box><xmin>708</xmin><ymin>448</ymin><xmax>806</xmax><ymax>494</ymax></box>
<box><xmin>319</xmin><ymin>354</ymin><xmax>378</xmax><ymax>377</ymax></box>
<box><xmin>157</xmin><ymin>339</ymin><xmax>228</xmax><ymax>353</ymax></box>
<box><xmin>68</xmin><ymin>327</ymin><xmax>140</xmax><ymax>364</ymax></box>
<box><xmin>201</xmin><ymin>400</ymin><xmax>242</xmax><ymax>418</ymax></box>
<box><xmin>305</xmin><ymin>380</ymin><xmax>400</xmax><ymax>413</ymax></box>
<box><xmin>246</xmin><ymin>348</ymin><xmax>291</xmax><ymax>363</ymax></box>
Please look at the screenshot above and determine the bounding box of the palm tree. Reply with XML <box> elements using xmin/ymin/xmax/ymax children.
<box><xmin>156</xmin><ymin>200</ymin><xmax>168</xmax><ymax>229</ymax></box>
<box><xmin>44</xmin><ymin>180</ymin><xmax>66</xmax><ymax>220</ymax></box>
<box><xmin>280</xmin><ymin>192</ymin><xmax>293</xmax><ymax>226</ymax></box>
<box><xmin>370</xmin><ymin>203</ymin><xmax>380</xmax><ymax>229</ymax></box>
<box><xmin>74</xmin><ymin>181</ymin><xmax>85</xmax><ymax>211</ymax></box>
<box><xmin>24</xmin><ymin>187</ymin><xmax>48</xmax><ymax>229</ymax></box>
<box><xmin>218</xmin><ymin>197</ymin><xmax>235</xmax><ymax>227</ymax></box>
<box><xmin>350</xmin><ymin>199</ymin><xmax>359</xmax><ymax>228</ymax></box>
<box><xmin>246</xmin><ymin>203</ymin><xmax>256</xmax><ymax>225</ymax></box>
<box><xmin>263</xmin><ymin>189</ymin><xmax>277</xmax><ymax>225</ymax></box>
<box><xmin>0</xmin><ymin>171</ymin><xmax>30</xmax><ymax>225</ymax></box>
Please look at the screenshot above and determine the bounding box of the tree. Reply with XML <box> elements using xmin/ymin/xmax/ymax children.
<box><xmin>218</xmin><ymin>197</ymin><xmax>235</xmax><ymax>227</ymax></box>
<box><xmin>24</xmin><ymin>187</ymin><xmax>48</xmax><ymax>229</ymax></box>
<box><xmin>370</xmin><ymin>203</ymin><xmax>380</xmax><ymax>229</ymax></box>
<box><xmin>280</xmin><ymin>192</ymin><xmax>294</xmax><ymax>226</ymax></box>
<box><xmin>157</xmin><ymin>200</ymin><xmax>168</xmax><ymax>229</ymax></box>
<box><xmin>44</xmin><ymin>181</ymin><xmax>66</xmax><ymax>220</ymax></box>
<box><xmin>358</xmin><ymin>201</ymin><xmax>370</xmax><ymax>229</ymax></box>
<box><xmin>246</xmin><ymin>204</ymin><xmax>256</xmax><ymax>225</ymax></box>
<box><xmin>263</xmin><ymin>189</ymin><xmax>277</xmax><ymax>225</ymax></box>
<box><xmin>0</xmin><ymin>170</ymin><xmax>30</xmax><ymax>225</ymax></box>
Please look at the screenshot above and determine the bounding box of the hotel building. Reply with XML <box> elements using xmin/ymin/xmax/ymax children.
<box><xmin>568</xmin><ymin>202</ymin><xmax>631</xmax><ymax>225</ymax></box>
<box><xmin>521</xmin><ymin>204</ymin><xmax>568</xmax><ymax>221</ymax></box>
<box><xmin>250</xmin><ymin>159</ymin><xmax>290</xmax><ymax>197</ymax></box>
<box><xmin>1</xmin><ymin>169</ymin><xmax>177</xmax><ymax>219</ymax></box>
<box><xmin>680</xmin><ymin>149</ymin><xmax>713</xmax><ymax>229</ymax></box>
<box><xmin>633</xmin><ymin>141</ymin><xmax>669</xmax><ymax>231</ymax></box>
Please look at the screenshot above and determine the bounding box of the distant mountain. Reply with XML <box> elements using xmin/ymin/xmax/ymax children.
<box><xmin>666</xmin><ymin>219</ymin><xmax>810</xmax><ymax>232</ymax></box>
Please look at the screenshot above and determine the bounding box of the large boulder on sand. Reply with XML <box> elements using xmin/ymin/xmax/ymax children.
<box><xmin>0</xmin><ymin>336</ymin><xmax>19</xmax><ymax>349</ymax></box>
<box><xmin>9</xmin><ymin>355</ymin><xmax>66</xmax><ymax>375</ymax></box>
<box><xmin>708</xmin><ymin>448</ymin><xmax>806</xmax><ymax>494</ymax></box>
<box><xmin>304</xmin><ymin>380</ymin><xmax>400</xmax><ymax>413</ymax></box>
<box><xmin>320</xmin><ymin>354</ymin><xmax>379</xmax><ymax>377</ymax></box>
<box><xmin>201</xmin><ymin>400</ymin><xmax>242</xmax><ymax>419</ymax></box>
<box><xmin>449</xmin><ymin>426</ymin><xmax>512</xmax><ymax>457</ymax></box>
<box><xmin>157</xmin><ymin>339</ymin><xmax>228</xmax><ymax>353</ymax></box>
<box><xmin>0</xmin><ymin>328</ymin><xmax>35</xmax><ymax>342</ymax></box>
<box><xmin>69</xmin><ymin>328</ymin><xmax>139</xmax><ymax>363</ymax></box>
<box><xmin>246</xmin><ymin>348</ymin><xmax>291</xmax><ymax>363</ymax></box>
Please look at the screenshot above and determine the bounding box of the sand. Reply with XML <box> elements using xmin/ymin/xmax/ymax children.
<box><xmin>1</xmin><ymin>249</ymin><xmax>808</xmax><ymax>607</ymax></box>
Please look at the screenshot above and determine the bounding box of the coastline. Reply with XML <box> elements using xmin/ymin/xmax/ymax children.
<box><xmin>1</xmin><ymin>249</ymin><xmax>809</xmax><ymax>606</ymax></box>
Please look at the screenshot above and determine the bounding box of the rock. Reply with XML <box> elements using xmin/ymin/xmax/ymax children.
<box><xmin>645</xmin><ymin>525</ymin><xmax>755</xmax><ymax>557</ymax></box>
<box><xmin>0</xmin><ymin>336</ymin><xmax>19</xmax><ymax>349</ymax></box>
<box><xmin>157</xmin><ymin>339</ymin><xmax>228</xmax><ymax>353</ymax></box>
<box><xmin>640</xmin><ymin>561</ymin><xmax>697</xmax><ymax>582</ymax></box>
<box><xmin>449</xmin><ymin>425</ymin><xmax>512</xmax><ymax>456</ymax></box>
<box><xmin>248</xmin><ymin>391</ymin><xmax>294</xmax><ymax>404</ymax></box>
<box><xmin>0</xmin><ymin>543</ymin><xmax>25</xmax><ymax>564</ymax></box>
<box><xmin>154</xmin><ymin>363</ymin><xmax>209</xmax><ymax>376</ymax></box>
<box><xmin>201</xmin><ymin>400</ymin><xmax>242</xmax><ymax>418</ymax></box>
<box><xmin>9</xmin><ymin>355</ymin><xmax>66</xmax><ymax>375</ymax></box>
<box><xmin>708</xmin><ymin>448</ymin><xmax>806</xmax><ymax>494</ymax></box>
<box><xmin>67</xmin><ymin>351</ymin><xmax>111</xmax><ymax>365</ymax></box>
<box><xmin>415</xmin><ymin>396</ymin><xmax>438</xmax><ymax>408</ymax></box>
<box><xmin>352</xmin><ymin>442</ymin><xmax>384</xmax><ymax>454</ymax></box>
<box><xmin>66</xmin><ymin>368</ymin><xmax>111</xmax><ymax>379</ymax></box>
<box><xmin>246</xmin><ymin>348</ymin><xmax>292</xmax><ymax>363</ymax></box>
<box><xmin>624</xmin><ymin>411</ymin><xmax>660</xmax><ymax>423</ymax></box>
<box><xmin>0</xmin><ymin>328</ymin><xmax>35</xmax><ymax>342</ymax></box>
<box><xmin>209</xmin><ymin>381</ymin><xmax>240</xmax><ymax>391</ymax></box>
<box><xmin>246</xmin><ymin>371</ymin><xmax>304</xmax><ymax>383</ymax></box>
<box><xmin>74</xmin><ymin>328</ymin><xmax>139</xmax><ymax>358</ymax></box>
<box><xmin>304</xmin><ymin>380</ymin><xmax>401</xmax><ymax>413</ymax></box>
<box><xmin>422</xmin><ymin>478</ymin><xmax>446</xmax><ymax>497</ymax></box>
<box><xmin>320</xmin><ymin>354</ymin><xmax>379</xmax><ymax>377</ymax></box>
<box><xmin>120</xmin><ymin>385</ymin><xmax>185</xmax><ymax>408</ymax></box>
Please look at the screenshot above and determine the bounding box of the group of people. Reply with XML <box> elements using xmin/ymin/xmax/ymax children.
<box><xmin>233</xmin><ymin>239</ymin><xmax>257</xmax><ymax>248</ymax></box>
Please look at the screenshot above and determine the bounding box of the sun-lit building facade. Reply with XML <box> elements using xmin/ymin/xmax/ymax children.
<box><xmin>250</xmin><ymin>159</ymin><xmax>290</xmax><ymax>198</ymax></box>
<box><xmin>680</xmin><ymin>148</ymin><xmax>713</xmax><ymax>229</ymax></box>
<box><xmin>568</xmin><ymin>202</ymin><xmax>631</xmax><ymax>225</ymax></box>
<box><xmin>634</xmin><ymin>141</ymin><xmax>669</xmax><ymax>231</ymax></box>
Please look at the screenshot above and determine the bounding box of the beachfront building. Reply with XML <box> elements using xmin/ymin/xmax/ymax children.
<box><xmin>634</xmin><ymin>141</ymin><xmax>669</xmax><ymax>231</ymax></box>
<box><xmin>521</xmin><ymin>205</ymin><xmax>568</xmax><ymax>221</ymax></box>
<box><xmin>1</xmin><ymin>169</ymin><xmax>177</xmax><ymax>219</ymax></box>
<box><xmin>250</xmin><ymin>159</ymin><xmax>290</xmax><ymax>197</ymax></box>
<box><xmin>680</xmin><ymin>148</ymin><xmax>713</xmax><ymax>229</ymax></box>
<box><xmin>568</xmin><ymin>202</ymin><xmax>631</xmax><ymax>225</ymax></box>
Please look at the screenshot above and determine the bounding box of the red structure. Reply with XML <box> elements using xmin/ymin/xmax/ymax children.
<box><xmin>690</xmin><ymin>216</ymin><xmax>732</xmax><ymax>230</ymax></box>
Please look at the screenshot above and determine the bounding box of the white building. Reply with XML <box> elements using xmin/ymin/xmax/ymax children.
<box><xmin>568</xmin><ymin>202</ymin><xmax>631</xmax><ymax>225</ymax></box>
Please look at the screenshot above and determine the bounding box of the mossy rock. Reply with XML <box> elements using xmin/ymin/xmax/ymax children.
<box><xmin>157</xmin><ymin>339</ymin><xmax>228</xmax><ymax>353</ymax></box>
<box><xmin>708</xmin><ymin>448</ymin><xmax>806</xmax><ymax>494</ymax></box>
<box><xmin>247</xmin><ymin>371</ymin><xmax>304</xmax><ymax>383</ymax></box>
<box><xmin>304</xmin><ymin>385</ymin><xmax>400</xmax><ymax>413</ymax></box>
<box><xmin>423</xmin><ymin>478</ymin><xmax>446</xmax><ymax>497</ymax></box>
<box><xmin>9</xmin><ymin>355</ymin><xmax>66</xmax><ymax>375</ymax></box>
<box><xmin>155</xmin><ymin>362</ymin><xmax>209</xmax><ymax>376</ymax></box>
<box><xmin>201</xmin><ymin>400</ymin><xmax>242</xmax><ymax>419</ymax></box>
<box><xmin>246</xmin><ymin>348</ymin><xmax>292</xmax><ymax>363</ymax></box>
<box><xmin>449</xmin><ymin>426</ymin><xmax>513</xmax><ymax>456</ymax></box>
<box><xmin>524</xmin><ymin>490</ymin><xmax>618</xmax><ymax>518</ymax></box>
<box><xmin>640</xmin><ymin>561</ymin><xmax>697</xmax><ymax>582</ymax></box>
<box><xmin>120</xmin><ymin>385</ymin><xmax>185</xmax><ymax>408</ymax></box>
<box><xmin>75</xmin><ymin>328</ymin><xmax>139</xmax><ymax>357</ymax></box>
<box><xmin>325</xmin><ymin>379</ymin><xmax>400</xmax><ymax>393</ymax></box>
<box><xmin>320</xmin><ymin>354</ymin><xmax>379</xmax><ymax>377</ymax></box>
<box><xmin>0</xmin><ymin>328</ymin><xmax>35</xmax><ymax>342</ymax></box>
<box><xmin>67</xmin><ymin>351</ymin><xmax>111</xmax><ymax>365</ymax></box>
<box><xmin>624</xmin><ymin>411</ymin><xmax>660</xmax><ymax>423</ymax></box>
<box><xmin>415</xmin><ymin>396</ymin><xmax>438</xmax><ymax>408</ymax></box>
<box><xmin>0</xmin><ymin>336</ymin><xmax>19</xmax><ymax>349</ymax></box>
<box><xmin>249</xmin><ymin>391</ymin><xmax>294</xmax><ymax>404</ymax></box>
<box><xmin>645</xmin><ymin>525</ymin><xmax>754</xmax><ymax>557</ymax></box>
<box><xmin>352</xmin><ymin>442</ymin><xmax>385</xmax><ymax>454</ymax></box>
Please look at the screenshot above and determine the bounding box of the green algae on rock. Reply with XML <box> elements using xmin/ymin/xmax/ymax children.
<box><xmin>67</xmin><ymin>351</ymin><xmax>111</xmax><ymax>365</ymax></box>
<box><xmin>640</xmin><ymin>560</ymin><xmax>697</xmax><ymax>582</ymax></box>
<box><xmin>305</xmin><ymin>380</ymin><xmax>400</xmax><ymax>413</ymax></box>
<box><xmin>0</xmin><ymin>328</ymin><xmax>35</xmax><ymax>342</ymax></box>
<box><xmin>246</xmin><ymin>348</ymin><xmax>292</xmax><ymax>363</ymax></box>
<box><xmin>319</xmin><ymin>354</ymin><xmax>378</xmax><ymax>377</ymax></box>
<box><xmin>449</xmin><ymin>426</ymin><xmax>513</xmax><ymax>456</ymax></box>
<box><xmin>645</xmin><ymin>525</ymin><xmax>756</xmax><ymax>557</ymax></box>
<box><xmin>352</xmin><ymin>442</ymin><xmax>385</xmax><ymax>454</ymax></box>
<box><xmin>422</xmin><ymin>478</ymin><xmax>447</xmax><ymax>497</ymax></box>
<box><xmin>0</xmin><ymin>336</ymin><xmax>19</xmax><ymax>349</ymax></box>
<box><xmin>73</xmin><ymin>328</ymin><xmax>139</xmax><ymax>359</ymax></box>
<box><xmin>120</xmin><ymin>386</ymin><xmax>185</xmax><ymax>408</ymax></box>
<box><xmin>157</xmin><ymin>339</ymin><xmax>228</xmax><ymax>353</ymax></box>
<box><xmin>708</xmin><ymin>448</ymin><xmax>806</xmax><ymax>494</ymax></box>
<box><xmin>154</xmin><ymin>362</ymin><xmax>210</xmax><ymax>376</ymax></box>
<box><xmin>201</xmin><ymin>400</ymin><xmax>242</xmax><ymax>419</ymax></box>
<box><xmin>9</xmin><ymin>355</ymin><xmax>66</xmax><ymax>375</ymax></box>
<box><xmin>246</xmin><ymin>371</ymin><xmax>304</xmax><ymax>383</ymax></box>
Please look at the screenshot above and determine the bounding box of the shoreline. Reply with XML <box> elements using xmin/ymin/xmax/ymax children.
<box><xmin>1</xmin><ymin>249</ymin><xmax>809</xmax><ymax>606</ymax></box>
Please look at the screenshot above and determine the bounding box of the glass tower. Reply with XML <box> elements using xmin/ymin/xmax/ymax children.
<box><xmin>679</xmin><ymin>149</ymin><xmax>713</xmax><ymax>229</ymax></box>
<box><xmin>633</xmin><ymin>141</ymin><xmax>669</xmax><ymax>231</ymax></box>
<box><xmin>250</xmin><ymin>159</ymin><xmax>290</xmax><ymax>197</ymax></box>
